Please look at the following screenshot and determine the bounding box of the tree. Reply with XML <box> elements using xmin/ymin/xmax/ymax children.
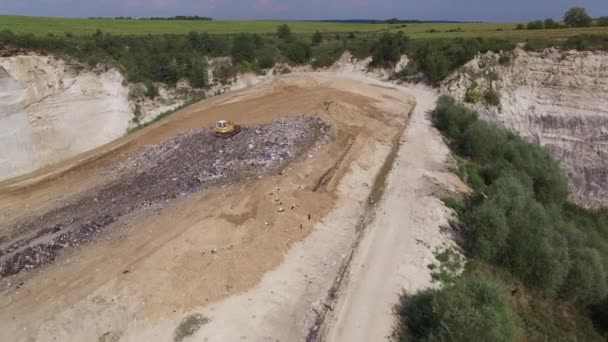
<box><xmin>282</xmin><ymin>42</ymin><xmax>311</xmax><ymax>64</ymax></box>
<box><xmin>560</xmin><ymin>248</ymin><xmax>608</xmax><ymax>306</ymax></box>
<box><xmin>544</xmin><ymin>18</ymin><xmax>560</xmax><ymax>29</ymax></box>
<box><xmin>312</xmin><ymin>31</ymin><xmax>323</xmax><ymax>45</ymax></box>
<box><xmin>515</xmin><ymin>23</ymin><xmax>525</xmax><ymax>30</ymax></box>
<box><xmin>564</xmin><ymin>7</ymin><xmax>592</xmax><ymax>28</ymax></box>
<box><xmin>276</xmin><ymin>24</ymin><xmax>292</xmax><ymax>41</ymax></box>
<box><xmin>598</xmin><ymin>16</ymin><xmax>608</xmax><ymax>27</ymax></box>
<box><xmin>255</xmin><ymin>46</ymin><xmax>278</xmax><ymax>69</ymax></box>
<box><xmin>187</xmin><ymin>59</ymin><xmax>208</xmax><ymax>88</ymax></box>
<box><xmin>527</xmin><ymin>20</ymin><xmax>544</xmax><ymax>30</ymax></box>
<box><xmin>370</xmin><ymin>32</ymin><xmax>409</xmax><ymax>67</ymax></box>
<box><xmin>231</xmin><ymin>33</ymin><xmax>256</xmax><ymax>63</ymax></box>
<box><xmin>466</xmin><ymin>200</ymin><xmax>509</xmax><ymax>261</ymax></box>
<box><xmin>398</xmin><ymin>277</ymin><xmax>517</xmax><ymax>342</ymax></box>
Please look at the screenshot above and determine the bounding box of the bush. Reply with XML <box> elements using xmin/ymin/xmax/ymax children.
<box><xmin>255</xmin><ymin>46</ymin><xmax>279</xmax><ymax>69</ymax></box>
<box><xmin>187</xmin><ymin>59</ymin><xmax>208</xmax><ymax>88</ymax></box>
<box><xmin>144</xmin><ymin>81</ymin><xmax>159</xmax><ymax>98</ymax></box>
<box><xmin>564</xmin><ymin>7</ymin><xmax>592</xmax><ymax>28</ymax></box>
<box><xmin>560</xmin><ymin>248</ymin><xmax>608</xmax><ymax>306</ymax></box>
<box><xmin>516</xmin><ymin>24</ymin><xmax>525</xmax><ymax>30</ymax></box>
<box><xmin>422</xmin><ymin>48</ymin><xmax>451</xmax><ymax>84</ymax></box>
<box><xmin>483</xmin><ymin>89</ymin><xmax>501</xmax><ymax>107</ymax></box>
<box><xmin>281</xmin><ymin>41</ymin><xmax>312</xmax><ymax>64</ymax></box>
<box><xmin>465</xmin><ymin>87</ymin><xmax>481</xmax><ymax>103</ymax></box>
<box><xmin>527</xmin><ymin>20</ymin><xmax>545</xmax><ymax>30</ymax></box>
<box><xmin>544</xmin><ymin>18</ymin><xmax>560</xmax><ymax>29</ymax></box>
<box><xmin>311</xmin><ymin>45</ymin><xmax>343</xmax><ymax>68</ymax></box>
<box><xmin>498</xmin><ymin>54</ymin><xmax>511</xmax><ymax>65</ymax></box>
<box><xmin>312</xmin><ymin>31</ymin><xmax>323</xmax><ymax>45</ymax></box>
<box><xmin>231</xmin><ymin>33</ymin><xmax>256</xmax><ymax>63</ymax></box>
<box><xmin>370</xmin><ymin>31</ymin><xmax>409</xmax><ymax>67</ymax></box>
<box><xmin>276</xmin><ymin>24</ymin><xmax>293</xmax><ymax>41</ymax></box>
<box><xmin>398</xmin><ymin>277</ymin><xmax>517</xmax><ymax>342</ymax></box>
<box><xmin>465</xmin><ymin>200</ymin><xmax>509</xmax><ymax>261</ymax></box>
<box><xmin>598</xmin><ymin>17</ymin><xmax>608</xmax><ymax>27</ymax></box>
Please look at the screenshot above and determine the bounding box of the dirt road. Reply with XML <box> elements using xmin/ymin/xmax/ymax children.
<box><xmin>0</xmin><ymin>73</ymin><xmax>419</xmax><ymax>341</ymax></box>
<box><xmin>322</xmin><ymin>84</ymin><xmax>466</xmax><ymax>341</ymax></box>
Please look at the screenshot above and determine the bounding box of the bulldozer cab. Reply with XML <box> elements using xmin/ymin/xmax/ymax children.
<box><xmin>214</xmin><ymin>119</ymin><xmax>241</xmax><ymax>138</ymax></box>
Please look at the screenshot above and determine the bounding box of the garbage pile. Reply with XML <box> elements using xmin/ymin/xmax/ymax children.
<box><xmin>0</xmin><ymin>116</ymin><xmax>330</xmax><ymax>279</ymax></box>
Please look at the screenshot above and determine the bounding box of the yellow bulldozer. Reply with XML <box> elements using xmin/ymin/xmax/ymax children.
<box><xmin>214</xmin><ymin>120</ymin><xmax>241</xmax><ymax>138</ymax></box>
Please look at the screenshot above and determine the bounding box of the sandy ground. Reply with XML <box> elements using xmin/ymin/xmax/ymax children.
<box><xmin>322</xmin><ymin>84</ymin><xmax>467</xmax><ymax>342</ymax></box>
<box><xmin>0</xmin><ymin>72</ymin><xmax>419</xmax><ymax>341</ymax></box>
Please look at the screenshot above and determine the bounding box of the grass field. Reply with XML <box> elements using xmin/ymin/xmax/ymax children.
<box><xmin>3</xmin><ymin>15</ymin><xmax>608</xmax><ymax>40</ymax></box>
<box><xmin>0</xmin><ymin>15</ymin><xmax>393</xmax><ymax>35</ymax></box>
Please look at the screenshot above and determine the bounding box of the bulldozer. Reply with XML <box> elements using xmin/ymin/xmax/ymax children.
<box><xmin>214</xmin><ymin>120</ymin><xmax>241</xmax><ymax>138</ymax></box>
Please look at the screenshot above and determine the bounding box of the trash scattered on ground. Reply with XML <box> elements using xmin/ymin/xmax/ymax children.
<box><xmin>0</xmin><ymin>116</ymin><xmax>330</xmax><ymax>279</ymax></box>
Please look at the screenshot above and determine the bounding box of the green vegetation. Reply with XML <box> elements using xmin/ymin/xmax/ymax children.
<box><xmin>129</xmin><ymin>94</ymin><xmax>206</xmax><ymax>133</ymax></box>
<box><xmin>527</xmin><ymin>20</ymin><xmax>545</xmax><ymax>30</ymax></box>
<box><xmin>398</xmin><ymin>97</ymin><xmax>608</xmax><ymax>340</ymax></box>
<box><xmin>312</xmin><ymin>31</ymin><xmax>323</xmax><ymax>45</ymax></box>
<box><xmin>483</xmin><ymin>89</ymin><xmax>501</xmax><ymax>107</ymax></box>
<box><xmin>397</xmin><ymin>277</ymin><xmax>517</xmax><ymax>342</ymax></box>
<box><xmin>464</xmin><ymin>86</ymin><xmax>481</xmax><ymax>103</ymax></box>
<box><xmin>564</xmin><ymin>7</ymin><xmax>593</xmax><ymax>28</ymax></box>
<box><xmin>174</xmin><ymin>313</ymin><xmax>210</xmax><ymax>342</ymax></box>
<box><xmin>370</xmin><ymin>32</ymin><xmax>409</xmax><ymax>67</ymax></box>
<box><xmin>2</xmin><ymin>14</ymin><xmax>608</xmax><ymax>41</ymax></box>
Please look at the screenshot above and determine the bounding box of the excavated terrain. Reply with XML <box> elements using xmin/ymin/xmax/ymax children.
<box><xmin>0</xmin><ymin>73</ymin><xmax>418</xmax><ymax>342</ymax></box>
<box><xmin>0</xmin><ymin>116</ymin><xmax>329</xmax><ymax>280</ymax></box>
<box><xmin>442</xmin><ymin>47</ymin><xmax>608</xmax><ymax>207</ymax></box>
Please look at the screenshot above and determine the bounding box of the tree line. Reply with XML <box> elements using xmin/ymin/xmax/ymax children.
<box><xmin>517</xmin><ymin>7</ymin><xmax>608</xmax><ymax>30</ymax></box>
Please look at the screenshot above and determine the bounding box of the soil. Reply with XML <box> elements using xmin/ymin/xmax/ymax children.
<box><xmin>0</xmin><ymin>73</ymin><xmax>419</xmax><ymax>342</ymax></box>
<box><xmin>0</xmin><ymin>116</ymin><xmax>329</xmax><ymax>280</ymax></box>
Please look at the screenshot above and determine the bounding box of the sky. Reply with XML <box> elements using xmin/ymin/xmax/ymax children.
<box><xmin>0</xmin><ymin>0</ymin><xmax>607</xmax><ymax>22</ymax></box>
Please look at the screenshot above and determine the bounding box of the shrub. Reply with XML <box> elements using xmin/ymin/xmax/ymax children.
<box><xmin>312</xmin><ymin>31</ymin><xmax>323</xmax><ymax>45</ymax></box>
<box><xmin>398</xmin><ymin>277</ymin><xmax>517</xmax><ymax>342</ymax></box>
<box><xmin>281</xmin><ymin>41</ymin><xmax>312</xmax><ymax>64</ymax></box>
<box><xmin>527</xmin><ymin>20</ymin><xmax>545</xmax><ymax>30</ymax></box>
<box><xmin>231</xmin><ymin>33</ymin><xmax>256</xmax><ymax>63</ymax></box>
<box><xmin>465</xmin><ymin>87</ymin><xmax>481</xmax><ymax>103</ymax></box>
<box><xmin>370</xmin><ymin>32</ymin><xmax>409</xmax><ymax>67</ymax></box>
<box><xmin>498</xmin><ymin>54</ymin><xmax>511</xmax><ymax>65</ymax></box>
<box><xmin>255</xmin><ymin>46</ymin><xmax>279</xmax><ymax>69</ymax></box>
<box><xmin>187</xmin><ymin>59</ymin><xmax>208</xmax><ymax>88</ymax></box>
<box><xmin>276</xmin><ymin>24</ymin><xmax>292</xmax><ymax>41</ymax></box>
<box><xmin>483</xmin><ymin>89</ymin><xmax>501</xmax><ymax>107</ymax></box>
<box><xmin>503</xmin><ymin>198</ymin><xmax>570</xmax><ymax>295</ymax></box>
<box><xmin>544</xmin><ymin>18</ymin><xmax>560</xmax><ymax>29</ymax></box>
<box><xmin>311</xmin><ymin>45</ymin><xmax>342</xmax><ymax>69</ymax></box>
<box><xmin>598</xmin><ymin>17</ymin><xmax>608</xmax><ymax>27</ymax></box>
<box><xmin>144</xmin><ymin>81</ymin><xmax>159</xmax><ymax>98</ymax></box>
<box><xmin>564</xmin><ymin>7</ymin><xmax>592</xmax><ymax>28</ymax></box>
<box><xmin>516</xmin><ymin>24</ymin><xmax>525</xmax><ymax>30</ymax></box>
<box><xmin>465</xmin><ymin>200</ymin><xmax>509</xmax><ymax>261</ymax></box>
<box><xmin>560</xmin><ymin>248</ymin><xmax>608</xmax><ymax>306</ymax></box>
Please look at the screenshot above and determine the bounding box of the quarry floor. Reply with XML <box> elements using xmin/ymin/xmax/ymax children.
<box><xmin>0</xmin><ymin>73</ymin><xmax>464</xmax><ymax>341</ymax></box>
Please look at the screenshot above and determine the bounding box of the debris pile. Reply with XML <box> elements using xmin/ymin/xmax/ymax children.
<box><xmin>0</xmin><ymin>116</ymin><xmax>330</xmax><ymax>279</ymax></box>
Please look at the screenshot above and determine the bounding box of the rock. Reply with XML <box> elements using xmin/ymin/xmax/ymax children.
<box><xmin>441</xmin><ymin>48</ymin><xmax>608</xmax><ymax>207</ymax></box>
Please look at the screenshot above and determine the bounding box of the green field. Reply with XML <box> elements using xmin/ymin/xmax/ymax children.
<box><xmin>0</xmin><ymin>15</ymin><xmax>393</xmax><ymax>35</ymax></box>
<box><xmin>2</xmin><ymin>15</ymin><xmax>608</xmax><ymax>40</ymax></box>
